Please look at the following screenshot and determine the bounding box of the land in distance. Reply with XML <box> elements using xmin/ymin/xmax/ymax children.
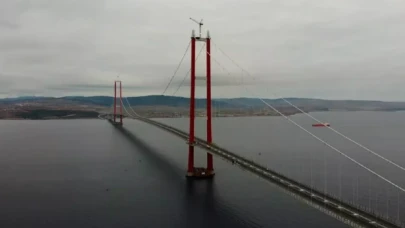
<box><xmin>0</xmin><ymin>95</ymin><xmax>404</xmax><ymax>120</ymax></box>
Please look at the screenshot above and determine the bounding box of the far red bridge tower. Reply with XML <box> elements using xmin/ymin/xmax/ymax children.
<box><xmin>113</xmin><ymin>80</ymin><xmax>123</xmax><ymax>126</ymax></box>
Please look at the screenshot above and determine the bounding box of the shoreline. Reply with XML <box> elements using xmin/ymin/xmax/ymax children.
<box><xmin>1</xmin><ymin>109</ymin><xmax>404</xmax><ymax>120</ymax></box>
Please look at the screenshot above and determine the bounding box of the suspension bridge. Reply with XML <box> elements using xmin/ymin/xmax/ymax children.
<box><xmin>102</xmin><ymin>26</ymin><xmax>405</xmax><ymax>228</ymax></box>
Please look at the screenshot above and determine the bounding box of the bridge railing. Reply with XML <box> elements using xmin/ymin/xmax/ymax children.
<box><xmin>158</xmin><ymin>117</ymin><xmax>402</xmax><ymax>226</ymax></box>
<box><xmin>111</xmin><ymin>115</ymin><xmax>403</xmax><ymax>227</ymax></box>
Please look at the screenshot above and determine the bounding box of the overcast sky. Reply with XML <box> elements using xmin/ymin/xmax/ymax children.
<box><xmin>1</xmin><ymin>0</ymin><xmax>404</xmax><ymax>100</ymax></box>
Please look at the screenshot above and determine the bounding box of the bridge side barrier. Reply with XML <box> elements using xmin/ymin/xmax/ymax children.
<box><xmin>116</xmin><ymin>117</ymin><xmax>401</xmax><ymax>228</ymax></box>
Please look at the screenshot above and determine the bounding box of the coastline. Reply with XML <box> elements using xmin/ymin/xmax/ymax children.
<box><xmin>2</xmin><ymin>109</ymin><xmax>404</xmax><ymax>120</ymax></box>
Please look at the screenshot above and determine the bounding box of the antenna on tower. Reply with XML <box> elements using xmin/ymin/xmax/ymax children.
<box><xmin>189</xmin><ymin>17</ymin><xmax>203</xmax><ymax>38</ymax></box>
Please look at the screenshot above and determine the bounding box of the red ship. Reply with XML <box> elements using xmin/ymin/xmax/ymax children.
<box><xmin>312</xmin><ymin>123</ymin><xmax>330</xmax><ymax>127</ymax></box>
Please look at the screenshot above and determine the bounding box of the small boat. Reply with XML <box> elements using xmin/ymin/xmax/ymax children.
<box><xmin>312</xmin><ymin>123</ymin><xmax>330</xmax><ymax>127</ymax></box>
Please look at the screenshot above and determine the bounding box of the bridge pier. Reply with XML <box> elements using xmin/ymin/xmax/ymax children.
<box><xmin>186</xmin><ymin>29</ymin><xmax>214</xmax><ymax>179</ymax></box>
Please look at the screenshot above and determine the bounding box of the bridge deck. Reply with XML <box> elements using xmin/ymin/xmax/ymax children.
<box><xmin>107</xmin><ymin>116</ymin><xmax>401</xmax><ymax>228</ymax></box>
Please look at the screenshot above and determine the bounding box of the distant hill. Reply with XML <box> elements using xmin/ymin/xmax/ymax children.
<box><xmin>58</xmin><ymin>95</ymin><xmax>235</xmax><ymax>108</ymax></box>
<box><xmin>0</xmin><ymin>96</ymin><xmax>54</xmax><ymax>103</ymax></box>
<box><xmin>1</xmin><ymin>95</ymin><xmax>405</xmax><ymax>111</ymax></box>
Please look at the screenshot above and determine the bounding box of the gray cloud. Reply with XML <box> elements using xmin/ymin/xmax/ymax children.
<box><xmin>0</xmin><ymin>0</ymin><xmax>405</xmax><ymax>100</ymax></box>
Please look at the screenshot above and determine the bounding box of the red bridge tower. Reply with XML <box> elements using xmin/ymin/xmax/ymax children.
<box><xmin>113</xmin><ymin>80</ymin><xmax>123</xmax><ymax>125</ymax></box>
<box><xmin>186</xmin><ymin>27</ymin><xmax>214</xmax><ymax>178</ymax></box>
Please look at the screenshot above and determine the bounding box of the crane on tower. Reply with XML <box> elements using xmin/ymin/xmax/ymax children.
<box><xmin>189</xmin><ymin>17</ymin><xmax>203</xmax><ymax>38</ymax></box>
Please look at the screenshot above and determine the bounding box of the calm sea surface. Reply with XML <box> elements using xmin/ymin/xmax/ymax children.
<box><xmin>0</xmin><ymin>111</ymin><xmax>404</xmax><ymax>228</ymax></box>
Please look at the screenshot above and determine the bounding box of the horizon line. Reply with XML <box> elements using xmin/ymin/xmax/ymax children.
<box><xmin>1</xmin><ymin>95</ymin><xmax>404</xmax><ymax>103</ymax></box>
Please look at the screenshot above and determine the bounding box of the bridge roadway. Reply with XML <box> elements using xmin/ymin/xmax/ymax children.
<box><xmin>106</xmin><ymin>115</ymin><xmax>401</xmax><ymax>228</ymax></box>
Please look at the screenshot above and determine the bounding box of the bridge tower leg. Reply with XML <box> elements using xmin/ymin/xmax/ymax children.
<box><xmin>113</xmin><ymin>80</ymin><xmax>123</xmax><ymax>126</ymax></box>
<box><xmin>186</xmin><ymin>29</ymin><xmax>214</xmax><ymax>179</ymax></box>
<box><xmin>187</xmin><ymin>30</ymin><xmax>196</xmax><ymax>177</ymax></box>
<box><xmin>206</xmin><ymin>31</ymin><xmax>214</xmax><ymax>174</ymax></box>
